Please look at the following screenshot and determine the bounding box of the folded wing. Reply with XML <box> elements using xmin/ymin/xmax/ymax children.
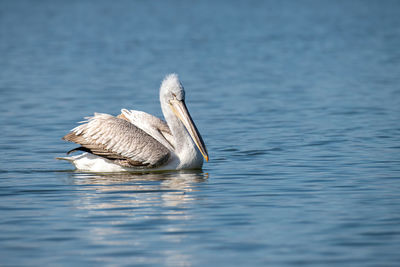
<box><xmin>63</xmin><ymin>113</ymin><xmax>170</xmax><ymax>168</ymax></box>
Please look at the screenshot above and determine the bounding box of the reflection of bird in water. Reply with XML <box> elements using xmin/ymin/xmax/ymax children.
<box><xmin>58</xmin><ymin>74</ymin><xmax>208</xmax><ymax>172</ymax></box>
<box><xmin>70</xmin><ymin>170</ymin><xmax>209</xmax><ymax>204</ymax></box>
<box><xmin>71</xmin><ymin>170</ymin><xmax>209</xmax><ymax>187</ymax></box>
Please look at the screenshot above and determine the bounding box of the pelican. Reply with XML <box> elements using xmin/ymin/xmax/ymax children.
<box><xmin>58</xmin><ymin>74</ymin><xmax>208</xmax><ymax>172</ymax></box>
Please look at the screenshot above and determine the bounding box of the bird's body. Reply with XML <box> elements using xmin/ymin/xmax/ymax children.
<box><xmin>58</xmin><ymin>74</ymin><xmax>208</xmax><ymax>172</ymax></box>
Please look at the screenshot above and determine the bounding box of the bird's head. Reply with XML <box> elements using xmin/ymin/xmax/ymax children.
<box><xmin>160</xmin><ymin>73</ymin><xmax>185</xmax><ymax>103</ymax></box>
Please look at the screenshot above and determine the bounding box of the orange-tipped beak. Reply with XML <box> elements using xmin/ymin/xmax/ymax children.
<box><xmin>170</xmin><ymin>99</ymin><xmax>209</xmax><ymax>162</ymax></box>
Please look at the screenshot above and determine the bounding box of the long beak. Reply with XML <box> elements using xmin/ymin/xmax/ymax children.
<box><xmin>169</xmin><ymin>99</ymin><xmax>209</xmax><ymax>161</ymax></box>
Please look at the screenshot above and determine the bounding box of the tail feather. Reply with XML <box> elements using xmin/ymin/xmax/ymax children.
<box><xmin>56</xmin><ymin>156</ymin><xmax>75</xmax><ymax>162</ymax></box>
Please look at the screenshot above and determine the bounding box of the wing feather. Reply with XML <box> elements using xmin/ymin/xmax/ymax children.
<box><xmin>63</xmin><ymin>113</ymin><xmax>170</xmax><ymax>168</ymax></box>
<box><xmin>120</xmin><ymin>109</ymin><xmax>175</xmax><ymax>151</ymax></box>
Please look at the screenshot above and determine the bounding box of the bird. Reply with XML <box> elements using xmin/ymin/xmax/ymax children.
<box><xmin>58</xmin><ymin>74</ymin><xmax>208</xmax><ymax>172</ymax></box>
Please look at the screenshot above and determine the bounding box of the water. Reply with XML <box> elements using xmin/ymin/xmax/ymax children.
<box><xmin>1</xmin><ymin>0</ymin><xmax>400</xmax><ymax>266</ymax></box>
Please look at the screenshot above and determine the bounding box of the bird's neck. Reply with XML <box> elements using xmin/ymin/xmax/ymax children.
<box><xmin>161</xmin><ymin>101</ymin><xmax>203</xmax><ymax>168</ymax></box>
<box><xmin>161</xmin><ymin>101</ymin><xmax>190</xmax><ymax>152</ymax></box>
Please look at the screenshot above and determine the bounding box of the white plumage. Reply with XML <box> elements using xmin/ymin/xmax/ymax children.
<box><xmin>58</xmin><ymin>74</ymin><xmax>208</xmax><ymax>172</ymax></box>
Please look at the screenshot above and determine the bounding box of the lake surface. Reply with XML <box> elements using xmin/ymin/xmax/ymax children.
<box><xmin>1</xmin><ymin>0</ymin><xmax>400</xmax><ymax>266</ymax></box>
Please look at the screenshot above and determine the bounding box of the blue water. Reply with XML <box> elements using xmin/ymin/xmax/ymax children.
<box><xmin>1</xmin><ymin>0</ymin><xmax>400</xmax><ymax>266</ymax></box>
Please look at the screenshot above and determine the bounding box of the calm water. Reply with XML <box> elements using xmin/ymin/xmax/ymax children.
<box><xmin>1</xmin><ymin>0</ymin><xmax>400</xmax><ymax>266</ymax></box>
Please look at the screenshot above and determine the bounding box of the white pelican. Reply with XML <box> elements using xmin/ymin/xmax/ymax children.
<box><xmin>58</xmin><ymin>74</ymin><xmax>208</xmax><ymax>172</ymax></box>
